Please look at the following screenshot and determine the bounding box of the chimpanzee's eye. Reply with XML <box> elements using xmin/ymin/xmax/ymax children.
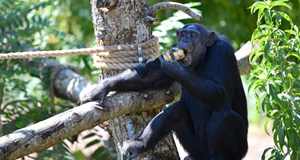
<box><xmin>191</xmin><ymin>32</ymin><xmax>196</xmax><ymax>38</ymax></box>
<box><xmin>182</xmin><ymin>32</ymin><xmax>187</xmax><ymax>37</ymax></box>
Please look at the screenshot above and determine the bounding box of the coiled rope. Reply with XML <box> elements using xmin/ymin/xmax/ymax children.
<box><xmin>0</xmin><ymin>36</ymin><xmax>160</xmax><ymax>70</ymax></box>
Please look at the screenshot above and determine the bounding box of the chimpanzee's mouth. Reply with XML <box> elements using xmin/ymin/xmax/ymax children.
<box><xmin>179</xmin><ymin>47</ymin><xmax>188</xmax><ymax>55</ymax></box>
<box><xmin>177</xmin><ymin>47</ymin><xmax>189</xmax><ymax>65</ymax></box>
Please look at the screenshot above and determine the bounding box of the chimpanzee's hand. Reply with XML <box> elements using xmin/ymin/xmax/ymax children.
<box><xmin>121</xmin><ymin>139</ymin><xmax>145</xmax><ymax>160</ymax></box>
<box><xmin>80</xmin><ymin>84</ymin><xmax>110</xmax><ymax>111</ymax></box>
<box><xmin>158</xmin><ymin>53</ymin><xmax>183</xmax><ymax>77</ymax></box>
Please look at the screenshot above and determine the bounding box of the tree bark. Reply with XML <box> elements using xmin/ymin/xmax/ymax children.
<box><xmin>91</xmin><ymin>0</ymin><xmax>179</xmax><ymax>159</ymax></box>
<box><xmin>235</xmin><ymin>41</ymin><xmax>260</xmax><ymax>75</ymax></box>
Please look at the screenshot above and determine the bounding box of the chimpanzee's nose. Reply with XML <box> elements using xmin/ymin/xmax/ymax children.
<box><xmin>182</xmin><ymin>37</ymin><xmax>189</xmax><ymax>42</ymax></box>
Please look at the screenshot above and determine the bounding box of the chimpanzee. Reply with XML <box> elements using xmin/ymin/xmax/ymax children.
<box><xmin>81</xmin><ymin>23</ymin><xmax>248</xmax><ymax>160</ymax></box>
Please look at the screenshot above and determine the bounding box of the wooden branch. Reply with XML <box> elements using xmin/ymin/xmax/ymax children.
<box><xmin>22</xmin><ymin>58</ymin><xmax>94</xmax><ymax>104</ymax></box>
<box><xmin>0</xmin><ymin>41</ymin><xmax>256</xmax><ymax>159</ymax></box>
<box><xmin>0</xmin><ymin>82</ymin><xmax>181</xmax><ymax>160</ymax></box>
<box><xmin>2</xmin><ymin>99</ymin><xmax>38</xmax><ymax>111</ymax></box>
<box><xmin>235</xmin><ymin>41</ymin><xmax>259</xmax><ymax>75</ymax></box>
<box><xmin>151</xmin><ymin>2</ymin><xmax>202</xmax><ymax>22</ymax></box>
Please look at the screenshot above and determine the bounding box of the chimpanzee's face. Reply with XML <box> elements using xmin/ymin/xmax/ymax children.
<box><xmin>177</xmin><ymin>24</ymin><xmax>215</xmax><ymax>66</ymax></box>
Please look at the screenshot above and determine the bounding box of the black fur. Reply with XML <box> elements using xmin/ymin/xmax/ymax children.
<box><xmin>81</xmin><ymin>23</ymin><xmax>248</xmax><ymax>160</ymax></box>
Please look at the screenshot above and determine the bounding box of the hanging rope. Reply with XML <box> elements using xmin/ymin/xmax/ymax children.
<box><xmin>0</xmin><ymin>36</ymin><xmax>160</xmax><ymax>70</ymax></box>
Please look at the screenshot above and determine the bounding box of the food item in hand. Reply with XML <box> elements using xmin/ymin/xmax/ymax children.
<box><xmin>162</xmin><ymin>48</ymin><xmax>185</xmax><ymax>61</ymax></box>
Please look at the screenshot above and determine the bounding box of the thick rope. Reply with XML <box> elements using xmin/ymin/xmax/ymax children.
<box><xmin>0</xmin><ymin>36</ymin><xmax>160</xmax><ymax>70</ymax></box>
<box><xmin>93</xmin><ymin>43</ymin><xmax>159</xmax><ymax>69</ymax></box>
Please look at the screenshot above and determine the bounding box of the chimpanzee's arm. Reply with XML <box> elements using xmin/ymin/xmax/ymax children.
<box><xmin>80</xmin><ymin>58</ymin><xmax>174</xmax><ymax>105</ymax></box>
<box><xmin>159</xmin><ymin>42</ymin><xmax>236</xmax><ymax>108</ymax></box>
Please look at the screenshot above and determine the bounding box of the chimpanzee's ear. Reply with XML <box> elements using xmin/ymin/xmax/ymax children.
<box><xmin>177</xmin><ymin>29</ymin><xmax>181</xmax><ymax>37</ymax></box>
<box><xmin>206</xmin><ymin>31</ymin><xmax>216</xmax><ymax>46</ymax></box>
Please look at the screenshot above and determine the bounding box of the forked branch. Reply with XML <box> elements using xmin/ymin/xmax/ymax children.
<box><xmin>151</xmin><ymin>2</ymin><xmax>202</xmax><ymax>22</ymax></box>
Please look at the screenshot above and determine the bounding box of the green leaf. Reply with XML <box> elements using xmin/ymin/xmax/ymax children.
<box><xmin>85</xmin><ymin>139</ymin><xmax>100</xmax><ymax>148</ymax></box>
<box><xmin>287</xmin><ymin>52</ymin><xmax>300</xmax><ymax>60</ymax></box>
<box><xmin>32</xmin><ymin>16</ymin><xmax>36</xmax><ymax>23</ymax></box>
<box><xmin>278</xmin><ymin>123</ymin><xmax>285</xmax><ymax>152</ymax></box>
<box><xmin>262</xmin><ymin>147</ymin><xmax>273</xmax><ymax>160</ymax></box>
<box><xmin>249</xmin><ymin>1</ymin><xmax>267</xmax><ymax>14</ymax></box>
<box><xmin>292</xmin><ymin>63</ymin><xmax>299</xmax><ymax>78</ymax></box>
<box><xmin>282</xmin><ymin>150</ymin><xmax>292</xmax><ymax>159</ymax></box>
<box><xmin>97</xmin><ymin>152</ymin><xmax>109</xmax><ymax>160</ymax></box>
<box><xmin>285</xmin><ymin>94</ymin><xmax>298</xmax><ymax>108</ymax></box>
<box><xmin>269</xmin><ymin>2</ymin><xmax>292</xmax><ymax>10</ymax></box>
<box><xmin>274</xmin><ymin>150</ymin><xmax>283</xmax><ymax>160</ymax></box>
<box><xmin>257</xmin><ymin>11</ymin><xmax>265</xmax><ymax>26</ymax></box>
<box><xmin>264</xmin><ymin>40</ymin><xmax>271</xmax><ymax>57</ymax></box>
<box><xmin>273</xmin><ymin>10</ymin><xmax>282</xmax><ymax>26</ymax></box>
<box><xmin>294</xmin><ymin>25</ymin><xmax>299</xmax><ymax>34</ymax></box>
<box><xmin>25</xmin><ymin>16</ymin><xmax>30</xmax><ymax>28</ymax></box>
<box><xmin>12</xmin><ymin>20</ymin><xmax>19</xmax><ymax>28</ymax></box>
<box><xmin>43</xmin><ymin>17</ymin><xmax>48</xmax><ymax>26</ymax></box>
<box><xmin>6</xmin><ymin>0</ymin><xmax>14</xmax><ymax>5</ymax></box>
<box><xmin>253</xmin><ymin>51</ymin><xmax>264</xmax><ymax>64</ymax></box>
<box><xmin>82</xmin><ymin>132</ymin><xmax>97</xmax><ymax>139</ymax></box>
<box><xmin>264</xmin><ymin>10</ymin><xmax>272</xmax><ymax>26</ymax></box>
<box><xmin>1</xmin><ymin>2</ymin><xmax>10</xmax><ymax>9</ymax></box>
<box><xmin>249</xmin><ymin>47</ymin><xmax>257</xmax><ymax>63</ymax></box>
<box><xmin>273</xmin><ymin>129</ymin><xmax>281</xmax><ymax>150</ymax></box>
<box><xmin>248</xmin><ymin>79</ymin><xmax>263</xmax><ymax>94</ymax></box>
<box><xmin>38</xmin><ymin>16</ymin><xmax>42</xmax><ymax>24</ymax></box>
<box><xmin>91</xmin><ymin>146</ymin><xmax>105</xmax><ymax>158</ymax></box>
<box><xmin>265</xmin><ymin>117</ymin><xmax>271</xmax><ymax>136</ymax></box>
<box><xmin>269</xmin><ymin>109</ymin><xmax>279</xmax><ymax>118</ymax></box>
<box><xmin>72</xmin><ymin>150</ymin><xmax>86</xmax><ymax>160</ymax></box>
<box><xmin>277</xmin><ymin>11</ymin><xmax>294</xmax><ymax>27</ymax></box>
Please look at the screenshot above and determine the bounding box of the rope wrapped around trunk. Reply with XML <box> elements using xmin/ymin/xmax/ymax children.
<box><xmin>0</xmin><ymin>36</ymin><xmax>160</xmax><ymax>70</ymax></box>
<box><xmin>93</xmin><ymin>36</ymin><xmax>160</xmax><ymax>69</ymax></box>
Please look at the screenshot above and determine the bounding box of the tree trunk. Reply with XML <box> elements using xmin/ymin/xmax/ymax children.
<box><xmin>91</xmin><ymin>0</ymin><xmax>179</xmax><ymax>159</ymax></box>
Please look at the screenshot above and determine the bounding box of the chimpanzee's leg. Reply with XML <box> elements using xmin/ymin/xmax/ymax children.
<box><xmin>173</xmin><ymin>107</ymin><xmax>208</xmax><ymax>160</ymax></box>
<box><xmin>207</xmin><ymin>110</ymin><xmax>248</xmax><ymax>160</ymax></box>
<box><xmin>121</xmin><ymin>101</ymin><xmax>190</xmax><ymax>159</ymax></box>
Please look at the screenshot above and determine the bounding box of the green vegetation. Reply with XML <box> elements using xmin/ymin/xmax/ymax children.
<box><xmin>249</xmin><ymin>0</ymin><xmax>300</xmax><ymax>159</ymax></box>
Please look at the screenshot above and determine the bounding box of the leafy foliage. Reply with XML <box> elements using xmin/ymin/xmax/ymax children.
<box><xmin>0</xmin><ymin>0</ymin><xmax>78</xmax><ymax>159</ymax></box>
<box><xmin>0</xmin><ymin>0</ymin><xmax>53</xmax><ymax>52</ymax></box>
<box><xmin>83</xmin><ymin>128</ymin><xmax>117</xmax><ymax>160</ymax></box>
<box><xmin>153</xmin><ymin>2</ymin><xmax>201</xmax><ymax>48</ymax></box>
<box><xmin>0</xmin><ymin>0</ymin><xmax>54</xmax><ymax>130</ymax></box>
<box><xmin>249</xmin><ymin>0</ymin><xmax>300</xmax><ymax>159</ymax></box>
